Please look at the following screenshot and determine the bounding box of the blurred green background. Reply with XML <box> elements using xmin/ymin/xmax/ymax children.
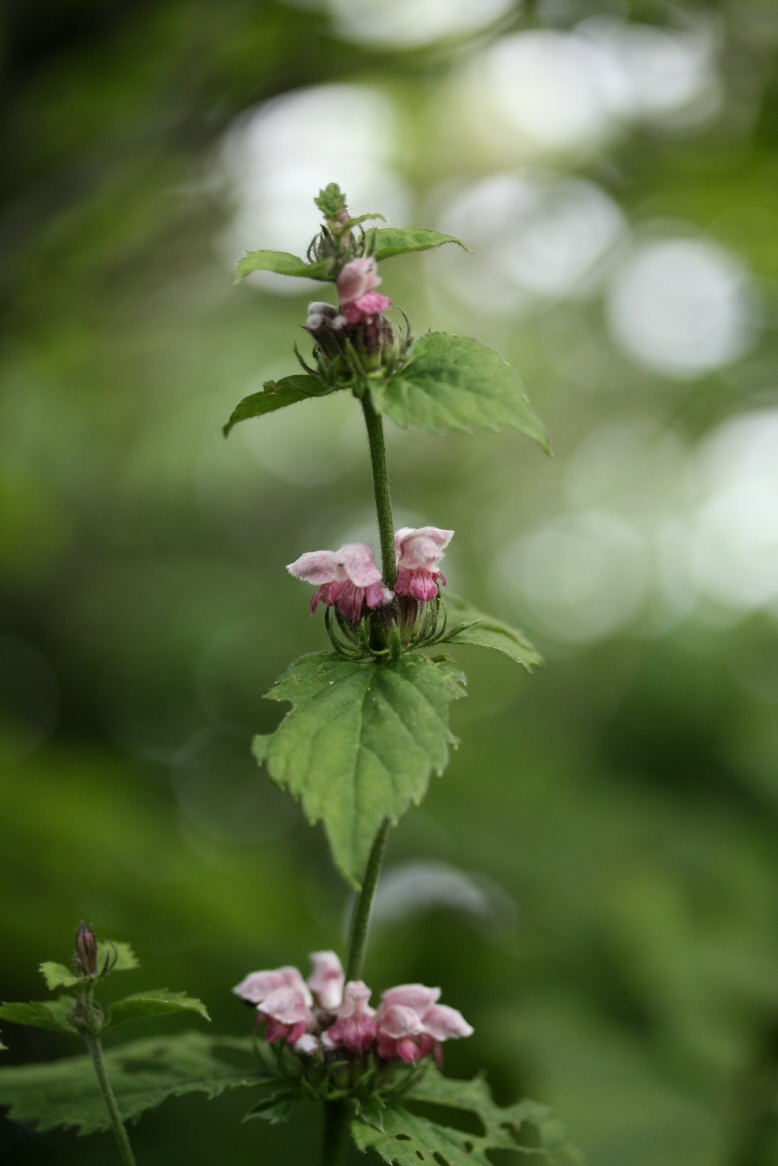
<box><xmin>3</xmin><ymin>0</ymin><xmax>778</xmax><ymax>1163</ymax></box>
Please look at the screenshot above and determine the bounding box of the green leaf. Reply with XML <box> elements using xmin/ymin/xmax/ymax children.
<box><xmin>442</xmin><ymin>595</ymin><xmax>543</xmax><ymax>671</ymax></box>
<box><xmin>372</xmin><ymin>332</ymin><xmax>550</xmax><ymax>451</ymax></box>
<box><xmin>223</xmin><ymin>374</ymin><xmax>335</xmax><ymax>437</ymax></box>
<box><xmin>352</xmin><ymin>1064</ymin><xmax>582</xmax><ymax>1165</ymax></box>
<box><xmin>369</xmin><ymin>228</ymin><xmax>469</xmax><ymax>261</ymax></box>
<box><xmin>243</xmin><ymin>1090</ymin><xmax>295</xmax><ymax>1123</ymax></box>
<box><xmin>0</xmin><ymin>1032</ymin><xmax>264</xmax><ymax>1135</ymax></box>
<box><xmin>98</xmin><ymin>940</ymin><xmax>139</xmax><ymax>974</ymax></box>
<box><xmin>0</xmin><ymin>998</ymin><xmax>78</xmax><ymax>1035</ymax></box>
<box><xmin>104</xmin><ymin>991</ymin><xmax>210</xmax><ymax>1031</ymax></box>
<box><xmin>40</xmin><ymin>962</ymin><xmax>79</xmax><ymax>990</ymax></box>
<box><xmin>261</xmin><ymin>652</ymin><xmax>466</xmax><ymax>886</ymax></box>
<box><xmin>234</xmin><ymin>250</ymin><xmax>332</xmax><ymax>283</ymax></box>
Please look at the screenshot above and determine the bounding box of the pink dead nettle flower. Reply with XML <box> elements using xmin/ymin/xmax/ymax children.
<box><xmin>232</xmin><ymin>965</ymin><xmax>315</xmax><ymax>1045</ymax></box>
<box><xmin>336</xmin><ymin>257</ymin><xmax>392</xmax><ymax>325</ymax></box>
<box><xmin>232</xmin><ymin>965</ymin><xmax>310</xmax><ymax>1006</ymax></box>
<box><xmin>394</xmin><ymin>527</ymin><xmax>454</xmax><ymax>602</ymax></box>
<box><xmin>376</xmin><ymin>983</ymin><xmax>473</xmax><ymax>1064</ymax></box>
<box><xmin>233</xmin><ymin>961</ymin><xmax>472</xmax><ymax>1061</ymax></box>
<box><xmin>287</xmin><ymin>543</ymin><xmax>393</xmax><ymax>623</ymax></box>
<box><xmin>307</xmin><ymin>950</ymin><xmax>344</xmax><ymax>1011</ymax></box>
<box><xmin>322</xmin><ymin>981</ymin><xmax>377</xmax><ymax>1054</ymax></box>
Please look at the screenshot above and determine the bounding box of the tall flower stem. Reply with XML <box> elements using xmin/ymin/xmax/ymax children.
<box><xmin>85</xmin><ymin>1034</ymin><xmax>137</xmax><ymax>1166</ymax></box>
<box><xmin>360</xmin><ymin>395</ymin><xmax>396</xmax><ymax>590</ymax></box>
<box><xmin>345</xmin><ymin>817</ymin><xmax>390</xmax><ymax>983</ymax></box>
<box><xmin>319</xmin><ymin>399</ymin><xmax>395</xmax><ymax>1166</ymax></box>
<box><xmin>321</xmin><ymin>818</ymin><xmax>391</xmax><ymax>1166</ymax></box>
<box><xmin>321</xmin><ymin>1099</ymin><xmax>354</xmax><ymax>1166</ymax></box>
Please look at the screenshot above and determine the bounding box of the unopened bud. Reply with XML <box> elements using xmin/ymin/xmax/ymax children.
<box><xmin>74</xmin><ymin>921</ymin><xmax>98</xmax><ymax>976</ymax></box>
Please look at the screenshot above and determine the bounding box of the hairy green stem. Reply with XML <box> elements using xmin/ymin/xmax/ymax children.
<box><xmin>85</xmin><ymin>1035</ymin><xmax>137</xmax><ymax>1166</ymax></box>
<box><xmin>321</xmin><ymin>1099</ymin><xmax>354</xmax><ymax>1166</ymax></box>
<box><xmin>318</xmin><ymin>398</ymin><xmax>394</xmax><ymax>1165</ymax></box>
<box><xmin>361</xmin><ymin>396</ymin><xmax>396</xmax><ymax>589</ymax></box>
<box><xmin>346</xmin><ymin>817</ymin><xmax>391</xmax><ymax>983</ymax></box>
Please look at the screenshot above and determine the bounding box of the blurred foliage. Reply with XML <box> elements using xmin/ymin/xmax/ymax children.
<box><xmin>2</xmin><ymin>1</ymin><xmax>778</xmax><ymax>1164</ymax></box>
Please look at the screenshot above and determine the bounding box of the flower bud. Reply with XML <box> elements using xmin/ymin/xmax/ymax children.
<box><xmin>74</xmin><ymin>921</ymin><xmax>98</xmax><ymax>976</ymax></box>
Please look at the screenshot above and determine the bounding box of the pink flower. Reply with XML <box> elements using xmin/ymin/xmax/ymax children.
<box><xmin>307</xmin><ymin>951</ymin><xmax>344</xmax><ymax>1011</ymax></box>
<box><xmin>232</xmin><ymin>965</ymin><xmax>309</xmax><ymax>1006</ymax></box>
<box><xmin>394</xmin><ymin>527</ymin><xmax>454</xmax><ymax>602</ymax></box>
<box><xmin>287</xmin><ymin>543</ymin><xmax>393</xmax><ymax>622</ymax></box>
<box><xmin>323</xmin><ymin>981</ymin><xmax>377</xmax><ymax>1054</ymax></box>
<box><xmin>232</xmin><ymin>965</ymin><xmax>314</xmax><ymax>1045</ymax></box>
<box><xmin>376</xmin><ymin>983</ymin><xmax>472</xmax><ymax>1064</ymax></box>
<box><xmin>260</xmin><ymin>984</ymin><xmax>314</xmax><ymax>1045</ymax></box>
<box><xmin>337</xmin><ymin>257</ymin><xmax>392</xmax><ymax>325</ymax></box>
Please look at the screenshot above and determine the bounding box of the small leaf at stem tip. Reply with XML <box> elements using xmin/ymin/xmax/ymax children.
<box><xmin>367</xmin><ymin>227</ymin><xmax>471</xmax><ymax>260</ymax></box>
<box><xmin>442</xmin><ymin>595</ymin><xmax>543</xmax><ymax>671</ymax></box>
<box><xmin>234</xmin><ymin>249</ymin><xmax>333</xmax><ymax>283</ymax></box>
<box><xmin>223</xmin><ymin>374</ymin><xmax>335</xmax><ymax>437</ymax></box>
<box><xmin>39</xmin><ymin>962</ymin><xmax>80</xmax><ymax>991</ymax></box>
<box><xmin>371</xmin><ymin>332</ymin><xmax>550</xmax><ymax>452</ymax></box>
<box><xmin>0</xmin><ymin>999</ymin><xmax>78</xmax><ymax>1035</ymax></box>
<box><xmin>352</xmin><ymin>1063</ymin><xmax>584</xmax><ymax>1165</ymax></box>
<box><xmin>97</xmin><ymin>940</ymin><xmax>139</xmax><ymax>974</ymax></box>
<box><xmin>262</xmin><ymin>652</ymin><xmax>466</xmax><ymax>887</ymax></box>
<box><xmin>0</xmin><ymin>1032</ymin><xmax>264</xmax><ymax>1135</ymax></box>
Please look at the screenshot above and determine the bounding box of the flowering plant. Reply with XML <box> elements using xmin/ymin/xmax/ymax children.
<box><xmin>0</xmin><ymin>185</ymin><xmax>580</xmax><ymax>1166</ymax></box>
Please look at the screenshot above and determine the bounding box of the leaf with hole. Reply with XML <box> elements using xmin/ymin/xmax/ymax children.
<box><xmin>235</xmin><ymin>250</ymin><xmax>332</xmax><ymax>283</ymax></box>
<box><xmin>371</xmin><ymin>333</ymin><xmax>549</xmax><ymax>451</ymax></box>
<box><xmin>259</xmin><ymin>652</ymin><xmax>466</xmax><ymax>886</ymax></box>
<box><xmin>104</xmin><ymin>991</ymin><xmax>210</xmax><ymax>1031</ymax></box>
<box><xmin>352</xmin><ymin>1064</ymin><xmax>583</xmax><ymax>1165</ymax></box>
<box><xmin>0</xmin><ymin>1032</ymin><xmax>264</xmax><ymax>1135</ymax></box>
<box><xmin>442</xmin><ymin>596</ymin><xmax>542</xmax><ymax>672</ymax></box>
<box><xmin>223</xmin><ymin>375</ymin><xmax>335</xmax><ymax>436</ymax></box>
<box><xmin>368</xmin><ymin>228</ymin><xmax>469</xmax><ymax>261</ymax></box>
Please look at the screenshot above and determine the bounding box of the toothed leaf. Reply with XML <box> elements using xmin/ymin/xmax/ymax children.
<box><xmin>368</xmin><ymin>228</ymin><xmax>469</xmax><ymax>261</ymax></box>
<box><xmin>223</xmin><ymin>375</ymin><xmax>335</xmax><ymax>436</ymax></box>
<box><xmin>235</xmin><ymin>250</ymin><xmax>332</xmax><ymax>283</ymax></box>
<box><xmin>0</xmin><ymin>1032</ymin><xmax>263</xmax><ymax>1135</ymax></box>
<box><xmin>442</xmin><ymin>596</ymin><xmax>542</xmax><ymax>671</ymax></box>
<box><xmin>372</xmin><ymin>332</ymin><xmax>549</xmax><ymax>451</ymax></box>
<box><xmin>104</xmin><ymin>991</ymin><xmax>210</xmax><ymax>1031</ymax></box>
<box><xmin>260</xmin><ymin>653</ymin><xmax>466</xmax><ymax>886</ymax></box>
<box><xmin>39</xmin><ymin>963</ymin><xmax>79</xmax><ymax>990</ymax></box>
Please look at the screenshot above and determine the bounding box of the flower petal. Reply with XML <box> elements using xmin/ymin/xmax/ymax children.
<box><xmin>380</xmin><ymin>984</ymin><xmax>441</xmax><ymax>1015</ymax></box>
<box><xmin>337</xmin><ymin>543</ymin><xmax>383</xmax><ymax>587</ymax></box>
<box><xmin>232</xmin><ymin>966</ymin><xmax>307</xmax><ymax>1005</ymax></box>
<box><xmin>376</xmin><ymin>1003</ymin><xmax>425</xmax><ymax>1039</ymax></box>
<box><xmin>287</xmin><ymin>550</ymin><xmax>340</xmax><ymax>585</ymax></box>
<box><xmin>307</xmin><ymin>951</ymin><xmax>344</xmax><ymax>1011</ymax></box>
<box><xmin>422</xmin><ymin>1004</ymin><xmax>473</xmax><ymax>1041</ymax></box>
<box><xmin>260</xmin><ymin>985</ymin><xmax>313</xmax><ymax>1025</ymax></box>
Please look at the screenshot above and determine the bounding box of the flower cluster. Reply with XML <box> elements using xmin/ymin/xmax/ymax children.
<box><xmin>233</xmin><ymin>951</ymin><xmax>472</xmax><ymax>1066</ymax></box>
<box><xmin>287</xmin><ymin>526</ymin><xmax>453</xmax><ymax>622</ymax></box>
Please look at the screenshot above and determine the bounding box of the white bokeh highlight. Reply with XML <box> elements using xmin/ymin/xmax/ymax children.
<box><xmin>606</xmin><ymin>238</ymin><xmax>755</xmax><ymax>378</ymax></box>
<box><xmin>449</xmin><ymin>18</ymin><xmax>720</xmax><ymax>163</ymax></box>
<box><xmin>328</xmin><ymin>0</ymin><xmax>513</xmax><ymax>48</ymax></box>
<box><xmin>431</xmin><ymin>172</ymin><xmax>625</xmax><ymax>317</ymax></box>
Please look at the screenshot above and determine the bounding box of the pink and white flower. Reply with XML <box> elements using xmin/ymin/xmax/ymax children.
<box><xmin>287</xmin><ymin>543</ymin><xmax>393</xmax><ymax>622</ymax></box>
<box><xmin>336</xmin><ymin>257</ymin><xmax>392</xmax><ymax>325</ymax></box>
<box><xmin>232</xmin><ymin>965</ymin><xmax>314</xmax><ymax>1045</ymax></box>
<box><xmin>322</xmin><ymin>981</ymin><xmax>377</xmax><ymax>1054</ymax></box>
<box><xmin>307</xmin><ymin>951</ymin><xmax>344</xmax><ymax>1011</ymax></box>
<box><xmin>232</xmin><ymin>965</ymin><xmax>310</xmax><ymax>1006</ymax></box>
<box><xmin>394</xmin><ymin>527</ymin><xmax>454</xmax><ymax>602</ymax></box>
<box><xmin>376</xmin><ymin>983</ymin><xmax>472</xmax><ymax>1064</ymax></box>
